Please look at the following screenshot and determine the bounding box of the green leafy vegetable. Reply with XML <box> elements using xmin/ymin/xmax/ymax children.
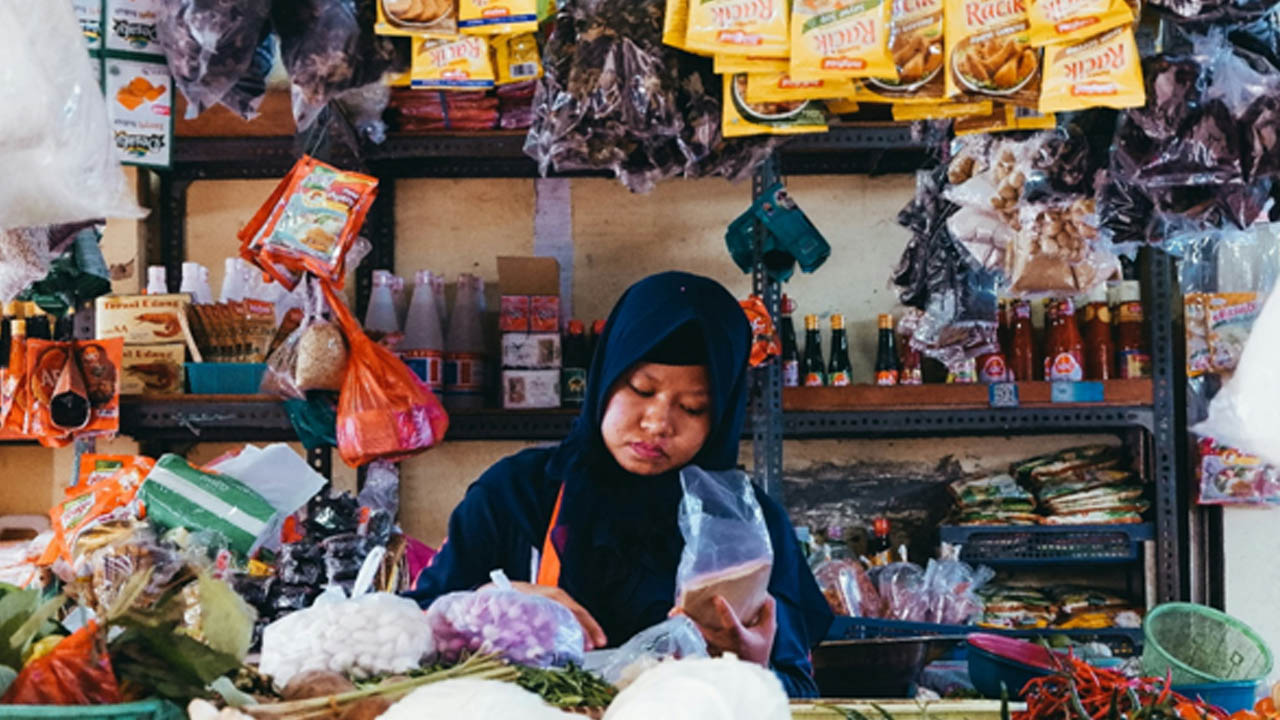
<box><xmin>515</xmin><ymin>664</ymin><xmax>617</xmax><ymax>709</ymax></box>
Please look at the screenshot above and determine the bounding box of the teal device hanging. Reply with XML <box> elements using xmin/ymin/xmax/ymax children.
<box><xmin>725</xmin><ymin>182</ymin><xmax>830</xmax><ymax>282</ymax></box>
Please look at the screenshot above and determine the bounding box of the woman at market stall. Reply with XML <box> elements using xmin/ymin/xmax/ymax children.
<box><xmin>407</xmin><ymin>271</ymin><xmax>833</xmax><ymax>697</ymax></box>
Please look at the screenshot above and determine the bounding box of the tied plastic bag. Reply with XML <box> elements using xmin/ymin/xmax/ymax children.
<box><xmin>813</xmin><ymin>559</ymin><xmax>882</xmax><ymax>618</ymax></box>
<box><xmin>321</xmin><ymin>281</ymin><xmax>449</xmax><ymax>467</ymax></box>
<box><xmin>675</xmin><ymin>466</ymin><xmax>774</xmax><ymax>631</ymax></box>
<box><xmin>874</xmin><ymin>562</ymin><xmax>929</xmax><ymax>622</ymax></box>
<box><xmin>262</xmin><ymin>279</ymin><xmax>349</xmax><ymax>400</ymax></box>
<box><xmin>261</xmin><ymin>548</ymin><xmax>436</xmax><ymax>686</ymax></box>
<box><xmin>595</xmin><ymin>616</ymin><xmax>708</xmax><ymax>689</ymax></box>
<box><xmin>0</xmin><ymin>1</ymin><xmax>142</xmax><ymax>229</ymax></box>
<box><xmin>922</xmin><ymin>548</ymin><xmax>994</xmax><ymax>625</ymax></box>
<box><xmin>1</xmin><ymin>621</ymin><xmax>122</xmax><ymax>705</ymax></box>
<box><xmin>157</xmin><ymin>0</ymin><xmax>273</xmax><ymax>119</ymax></box>
<box><xmin>425</xmin><ymin>569</ymin><xmax>586</xmax><ymax>668</ymax></box>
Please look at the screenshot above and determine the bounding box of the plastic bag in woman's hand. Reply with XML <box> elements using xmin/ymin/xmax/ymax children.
<box><xmin>0</xmin><ymin>1</ymin><xmax>141</xmax><ymax>229</ymax></box>
<box><xmin>425</xmin><ymin>570</ymin><xmax>586</xmax><ymax>668</ymax></box>
<box><xmin>1</xmin><ymin>621</ymin><xmax>122</xmax><ymax>705</ymax></box>
<box><xmin>157</xmin><ymin>0</ymin><xmax>272</xmax><ymax>119</ymax></box>
<box><xmin>595</xmin><ymin>616</ymin><xmax>707</xmax><ymax>688</ymax></box>
<box><xmin>320</xmin><ymin>281</ymin><xmax>448</xmax><ymax>467</ymax></box>
<box><xmin>675</xmin><ymin>466</ymin><xmax>774</xmax><ymax>631</ymax></box>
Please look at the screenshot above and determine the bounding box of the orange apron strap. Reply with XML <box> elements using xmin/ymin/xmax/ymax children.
<box><xmin>535</xmin><ymin>484</ymin><xmax>566</xmax><ymax>587</ymax></box>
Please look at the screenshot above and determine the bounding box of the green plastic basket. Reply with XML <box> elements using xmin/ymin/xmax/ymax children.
<box><xmin>0</xmin><ymin>700</ymin><xmax>183</xmax><ymax>720</ymax></box>
<box><xmin>1142</xmin><ymin>603</ymin><xmax>1274</xmax><ymax>685</ymax></box>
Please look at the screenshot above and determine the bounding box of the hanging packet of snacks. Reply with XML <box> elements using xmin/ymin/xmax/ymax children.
<box><xmin>1006</xmin><ymin>198</ymin><xmax>1121</xmax><ymax>297</ymax></box>
<box><xmin>858</xmin><ymin>0</ymin><xmax>946</xmax><ymax>102</ymax></box>
<box><xmin>685</xmin><ymin>0</ymin><xmax>790</xmax><ymax>57</ymax></box>
<box><xmin>237</xmin><ymin>156</ymin><xmax>379</xmax><ymax>291</ymax></box>
<box><xmin>1185</xmin><ymin>292</ymin><xmax>1211</xmax><ymax>377</ymax></box>
<box><xmin>1197</xmin><ymin>437</ymin><xmax>1280</xmax><ymax>505</ymax></box>
<box><xmin>1026</xmin><ymin>0</ymin><xmax>1131</xmax><ymax>47</ymax></box>
<box><xmin>663</xmin><ymin>0</ymin><xmax>694</xmax><ymax>50</ymax></box>
<box><xmin>746</xmin><ymin>73</ymin><xmax>857</xmax><ymax>102</ymax></box>
<box><xmin>953</xmin><ymin>103</ymin><xmax>1055</xmax><ymax>134</ymax></box>
<box><xmin>24</xmin><ymin>339</ymin><xmax>123</xmax><ymax>448</ymax></box>
<box><xmin>790</xmin><ymin>0</ymin><xmax>897</xmax><ymax>82</ymax></box>
<box><xmin>1038</xmin><ymin>25</ymin><xmax>1144</xmax><ymax>113</ymax></box>
<box><xmin>825</xmin><ymin>97</ymin><xmax>861</xmax><ymax>113</ymax></box>
<box><xmin>722</xmin><ymin>74</ymin><xmax>830</xmax><ymax>137</ymax></box>
<box><xmin>459</xmin><ymin>0</ymin><xmax>537</xmax><ymax>34</ymax></box>
<box><xmin>493</xmin><ymin>33</ymin><xmax>542</xmax><ymax>84</ymax></box>
<box><xmin>944</xmin><ymin>0</ymin><xmax>1041</xmax><ymax>106</ymax></box>
<box><xmin>1206</xmin><ymin>292</ymin><xmax>1262</xmax><ymax>373</ymax></box>
<box><xmin>715</xmin><ymin>54</ymin><xmax>790</xmax><ymax>73</ymax></box>
<box><xmin>376</xmin><ymin>0</ymin><xmax>459</xmax><ymax>36</ymax></box>
<box><xmin>410</xmin><ymin>35</ymin><xmax>497</xmax><ymax>89</ymax></box>
<box><xmin>892</xmin><ymin>100</ymin><xmax>992</xmax><ymax>120</ymax></box>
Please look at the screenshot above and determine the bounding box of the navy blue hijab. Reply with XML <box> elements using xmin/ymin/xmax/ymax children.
<box><xmin>409</xmin><ymin>271</ymin><xmax>832</xmax><ymax>696</ymax></box>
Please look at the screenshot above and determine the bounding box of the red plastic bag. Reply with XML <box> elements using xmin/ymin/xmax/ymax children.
<box><xmin>2</xmin><ymin>621</ymin><xmax>122</xmax><ymax>705</ymax></box>
<box><xmin>321</xmin><ymin>281</ymin><xmax>448</xmax><ymax>467</ymax></box>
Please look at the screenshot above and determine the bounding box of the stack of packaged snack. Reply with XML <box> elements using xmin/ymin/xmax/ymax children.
<box><xmin>978</xmin><ymin>583</ymin><xmax>1143</xmax><ymax>629</ymax></box>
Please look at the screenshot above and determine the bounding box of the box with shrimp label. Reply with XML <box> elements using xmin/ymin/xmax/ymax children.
<box><xmin>95</xmin><ymin>293</ymin><xmax>192</xmax><ymax>345</ymax></box>
<box><xmin>121</xmin><ymin>343</ymin><xmax>185</xmax><ymax>395</ymax></box>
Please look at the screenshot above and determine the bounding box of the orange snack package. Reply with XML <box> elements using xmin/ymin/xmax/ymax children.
<box><xmin>944</xmin><ymin>0</ymin><xmax>1042</xmax><ymax>107</ymax></box>
<box><xmin>1038</xmin><ymin>24</ymin><xmax>1144</xmax><ymax>113</ymax></box>
<box><xmin>39</xmin><ymin>472</ymin><xmax>140</xmax><ymax>566</ymax></box>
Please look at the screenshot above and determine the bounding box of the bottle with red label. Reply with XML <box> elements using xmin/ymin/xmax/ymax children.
<box><xmin>400</xmin><ymin>270</ymin><xmax>446</xmax><ymax>393</ymax></box>
<box><xmin>874</xmin><ymin>314</ymin><xmax>900</xmax><ymax>386</ymax></box>
<box><xmin>976</xmin><ymin>305</ymin><xmax>1009</xmax><ymax>384</ymax></box>
<box><xmin>898</xmin><ymin>340</ymin><xmax>923</xmax><ymax>385</ymax></box>
<box><xmin>1113</xmin><ymin>280</ymin><xmax>1150</xmax><ymax>378</ymax></box>
<box><xmin>1008</xmin><ymin>300</ymin><xmax>1035</xmax><ymax>382</ymax></box>
<box><xmin>827</xmin><ymin>314</ymin><xmax>852</xmax><ymax>387</ymax></box>
<box><xmin>444</xmin><ymin>273</ymin><xmax>487</xmax><ymax>410</ymax></box>
<box><xmin>780</xmin><ymin>296</ymin><xmax>800</xmax><ymax>388</ymax></box>
<box><xmin>1081</xmin><ymin>285</ymin><xmax>1114</xmax><ymax>380</ymax></box>
<box><xmin>802</xmin><ymin>314</ymin><xmax>825</xmax><ymax>387</ymax></box>
<box><xmin>1046</xmin><ymin>298</ymin><xmax>1085</xmax><ymax>381</ymax></box>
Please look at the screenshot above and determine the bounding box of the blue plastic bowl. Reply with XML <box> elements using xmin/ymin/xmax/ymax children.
<box><xmin>967</xmin><ymin>642</ymin><xmax>1055</xmax><ymax>700</ymax></box>
<box><xmin>1173</xmin><ymin>681</ymin><xmax>1259</xmax><ymax>714</ymax></box>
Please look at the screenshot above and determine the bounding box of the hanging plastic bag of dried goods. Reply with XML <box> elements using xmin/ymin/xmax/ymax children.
<box><xmin>157</xmin><ymin>0</ymin><xmax>273</xmax><ymax>119</ymax></box>
<box><xmin>262</xmin><ymin>278</ymin><xmax>349</xmax><ymax>400</ymax></box>
<box><xmin>319</xmin><ymin>281</ymin><xmax>448</xmax><ymax>467</ymax></box>
<box><xmin>2</xmin><ymin>621</ymin><xmax>122</xmax><ymax>705</ymax></box>
<box><xmin>0</xmin><ymin>1</ymin><xmax>142</xmax><ymax>229</ymax></box>
<box><xmin>674</xmin><ymin>466</ymin><xmax>774</xmax><ymax>632</ymax></box>
<box><xmin>272</xmin><ymin>0</ymin><xmax>406</xmax><ymax>132</ymax></box>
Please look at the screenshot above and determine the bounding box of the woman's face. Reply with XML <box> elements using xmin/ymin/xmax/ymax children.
<box><xmin>601</xmin><ymin>362</ymin><xmax>713</xmax><ymax>476</ymax></box>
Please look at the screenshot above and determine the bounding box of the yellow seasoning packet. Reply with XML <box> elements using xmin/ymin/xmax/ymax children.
<box><xmin>715</xmin><ymin>54</ymin><xmax>791</xmax><ymax>73</ymax></box>
<box><xmin>723</xmin><ymin>74</ymin><xmax>830</xmax><ymax>136</ymax></box>
<box><xmin>944</xmin><ymin>0</ymin><xmax>1041</xmax><ymax>107</ymax></box>
<box><xmin>686</xmin><ymin>0</ymin><xmax>790</xmax><ymax>57</ymax></box>
<box><xmin>891</xmin><ymin>99</ymin><xmax>992</xmax><ymax>119</ymax></box>
<box><xmin>864</xmin><ymin>0</ymin><xmax>946</xmax><ymax>101</ymax></box>
<box><xmin>459</xmin><ymin>0</ymin><xmax>538</xmax><ymax>34</ymax></box>
<box><xmin>1027</xmin><ymin>0</ymin><xmax>1131</xmax><ymax>46</ymax></box>
<box><xmin>825</xmin><ymin>97</ymin><xmax>861</xmax><ymax>113</ymax></box>
<box><xmin>1038</xmin><ymin>24</ymin><xmax>1144</xmax><ymax>112</ymax></box>
<box><xmin>791</xmin><ymin>0</ymin><xmax>897</xmax><ymax>81</ymax></box>
<box><xmin>664</xmin><ymin>0</ymin><xmax>694</xmax><ymax>50</ymax></box>
<box><xmin>411</xmin><ymin>35</ymin><xmax>497</xmax><ymax>89</ymax></box>
<box><xmin>493</xmin><ymin>33</ymin><xmax>543</xmax><ymax>84</ymax></box>
<box><xmin>746</xmin><ymin>72</ymin><xmax>858</xmax><ymax>102</ymax></box>
<box><xmin>376</xmin><ymin>0</ymin><xmax>459</xmax><ymax>38</ymax></box>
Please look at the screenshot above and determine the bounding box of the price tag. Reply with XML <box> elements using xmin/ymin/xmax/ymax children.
<box><xmin>1051</xmin><ymin>381</ymin><xmax>1105</xmax><ymax>403</ymax></box>
<box><xmin>989</xmin><ymin>382</ymin><xmax>1020</xmax><ymax>408</ymax></box>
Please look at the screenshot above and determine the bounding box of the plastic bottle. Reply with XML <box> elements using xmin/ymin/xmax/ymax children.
<box><xmin>146</xmin><ymin>265</ymin><xmax>168</xmax><ymax>295</ymax></box>
<box><xmin>445</xmin><ymin>273</ymin><xmax>487</xmax><ymax>410</ymax></box>
<box><xmin>179</xmin><ymin>262</ymin><xmax>203</xmax><ymax>301</ymax></box>
<box><xmin>392</xmin><ymin>275</ymin><xmax>409</xmax><ymax>330</ymax></box>
<box><xmin>1009</xmin><ymin>300</ymin><xmax>1035</xmax><ymax>382</ymax></box>
<box><xmin>780</xmin><ymin>296</ymin><xmax>800</xmax><ymax>388</ymax></box>
<box><xmin>1047</xmin><ymin>299</ymin><xmax>1085</xmax><ymax>381</ymax></box>
<box><xmin>364</xmin><ymin>269</ymin><xmax>401</xmax><ymax>340</ymax></box>
<box><xmin>198</xmin><ymin>265</ymin><xmax>214</xmax><ymax>304</ymax></box>
<box><xmin>1081</xmin><ymin>285</ymin><xmax>1114</xmax><ymax>380</ymax></box>
<box><xmin>400</xmin><ymin>270</ymin><xmax>446</xmax><ymax>393</ymax></box>
<box><xmin>219</xmin><ymin>258</ymin><xmax>246</xmax><ymax>303</ymax></box>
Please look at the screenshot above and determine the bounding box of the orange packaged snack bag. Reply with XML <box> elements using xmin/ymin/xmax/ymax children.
<box><xmin>1027</xmin><ymin>0</ymin><xmax>1132</xmax><ymax>47</ymax></box>
<box><xmin>944</xmin><ymin>0</ymin><xmax>1041</xmax><ymax>107</ymax></box>
<box><xmin>1038</xmin><ymin>24</ymin><xmax>1144</xmax><ymax>113</ymax></box>
<box><xmin>791</xmin><ymin>0</ymin><xmax>897</xmax><ymax>81</ymax></box>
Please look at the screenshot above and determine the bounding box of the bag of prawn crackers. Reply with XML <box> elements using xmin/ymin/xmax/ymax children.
<box><xmin>675</xmin><ymin>466</ymin><xmax>774</xmax><ymax>630</ymax></box>
<box><xmin>944</xmin><ymin>0</ymin><xmax>1041</xmax><ymax>107</ymax></box>
<box><xmin>238</xmin><ymin>156</ymin><xmax>378</xmax><ymax>291</ymax></box>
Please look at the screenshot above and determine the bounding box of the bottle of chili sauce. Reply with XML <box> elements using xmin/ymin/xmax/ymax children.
<box><xmin>1081</xmin><ymin>286</ymin><xmax>1114</xmax><ymax>380</ymax></box>
<box><xmin>1113</xmin><ymin>281</ymin><xmax>1150</xmax><ymax>378</ymax></box>
<box><xmin>1046</xmin><ymin>299</ymin><xmax>1085</xmax><ymax>381</ymax></box>
<box><xmin>1009</xmin><ymin>300</ymin><xmax>1035</xmax><ymax>382</ymax></box>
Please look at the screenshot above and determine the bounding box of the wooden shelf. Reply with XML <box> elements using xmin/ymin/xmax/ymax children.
<box><xmin>783</xmin><ymin>379</ymin><xmax>1154</xmax><ymax>412</ymax></box>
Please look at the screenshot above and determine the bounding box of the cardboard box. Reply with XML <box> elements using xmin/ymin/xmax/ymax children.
<box><xmin>96</xmin><ymin>294</ymin><xmax>191</xmax><ymax>345</ymax></box>
<box><xmin>502</xmin><ymin>333</ymin><xmax>561</xmax><ymax>369</ymax></box>
<box><xmin>498</xmin><ymin>256</ymin><xmax>561</xmax><ymax>332</ymax></box>
<box><xmin>502</xmin><ymin>370</ymin><xmax>561</xmax><ymax>409</ymax></box>
<box><xmin>121</xmin><ymin>343</ymin><xmax>185</xmax><ymax>395</ymax></box>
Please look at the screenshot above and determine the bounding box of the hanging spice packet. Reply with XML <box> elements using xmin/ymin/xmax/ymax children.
<box><xmin>1038</xmin><ymin>25</ymin><xmax>1143</xmax><ymax>113</ymax></box>
<box><xmin>1185</xmin><ymin>292</ymin><xmax>1210</xmax><ymax>377</ymax></box>
<box><xmin>722</xmin><ymin>74</ymin><xmax>830</xmax><ymax>136</ymax></box>
<box><xmin>459</xmin><ymin>0</ymin><xmax>537</xmax><ymax>35</ymax></box>
<box><xmin>410</xmin><ymin>35</ymin><xmax>497</xmax><ymax>89</ymax></box>
<box><xmin>944</xmin><ymin>0</ymin><xmax>1041</xmax><ymax>106</ymax></box>
<box><xmin>1027</xmin><ymin>0</ymin><xmax>1131</xmax><ymax>47</ymax></box>
<box><xmin>791</xmin><ymin>0</ymin><xmax>897</xmax><ymax>81</ymax></box>
<box><xmin>686</xmin><ymin>0</ymin><xmax>790</xmax><ymax>57</ymax></box>
<box><xmin>664</xmin><ymin>0</ymin><xmax>694</xmax><ymax>51</ymax></box>
<box><xmin>715</xmin><ymin>54</ymin><xmax>790</xmax><ymax>73</ymax></box>
<box><xmin>376</xmin><ymin>0</ymin><xmax>458</xmax><ymax>38</ymax></box>
<box><xmin>1206</xmin><ymin>292</ymin><xmax>1261</xmax><ymax>374</ymax></box>
<box><xmin>746</xmin><ymin>72</ymin><xmax>857</xmax><ymax>102</ymax></box>
<box><xmin>493</xmin><ymin>33</ymin><xmax>542</xmax><ymax>84</ymax></box>
<box><xmin>864</xmin><ymin>0</ymin><xmax>946</xmax><ymax>101</ymax></box>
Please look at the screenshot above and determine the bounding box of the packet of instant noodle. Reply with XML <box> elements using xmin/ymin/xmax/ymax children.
<box><xmin>722</xmin><ymin>74</ymin><xmax>830</xmax><ymax>137</ymax></box>
<box><xmin>944</xmin><ymin>0</ymin><xmax>1041</xmax><ymax>107</ymax></box>
<box><xmin>1038</xmin><ymin>24</ymin><xmax>1143</xmax><ymax>113</ymax></box>
<box><xmin>686</xmin><ymin>0</ymin><xmax>790</xmax><ymax>57</ymax></box>
<box><xmin>459</xmin><ymin>0</ymin><xmax>537</xmax><ymax>35</ymax></box>
<box><xmin>1027</xmin><ymin>0</ymin><xmax>1131</xmax><ymax>47</ymax></box>
<box><xmin>411</xmin><ymin>35</ymin><xmax>497</xmax><ymax>90</ymax></box>
<box><xmin>746</xmin><ymin>72</ymin><xmax>857</xmax><ymax>102</ymax></box>
<box><xmin>791</xmin><ymin>0</ymin><xmax>897</xmax><ymax>82</ymax></box>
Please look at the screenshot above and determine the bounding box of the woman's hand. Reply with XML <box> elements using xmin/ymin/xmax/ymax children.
<box><xmin>674</xmin><ymin>595</ymin><xmax>777</xmax><ymax>667</ymax></box>
<box><xmin>486</xmin><ymin>581</ymin><xmax>609</xmax><ymax>650</ymax></box>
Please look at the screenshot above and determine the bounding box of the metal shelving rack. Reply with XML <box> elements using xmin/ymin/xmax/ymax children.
<box><xmin>127</xmin><ymin>126</ymin><xmax>1187</xmax><ymax>603</ymax></box>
